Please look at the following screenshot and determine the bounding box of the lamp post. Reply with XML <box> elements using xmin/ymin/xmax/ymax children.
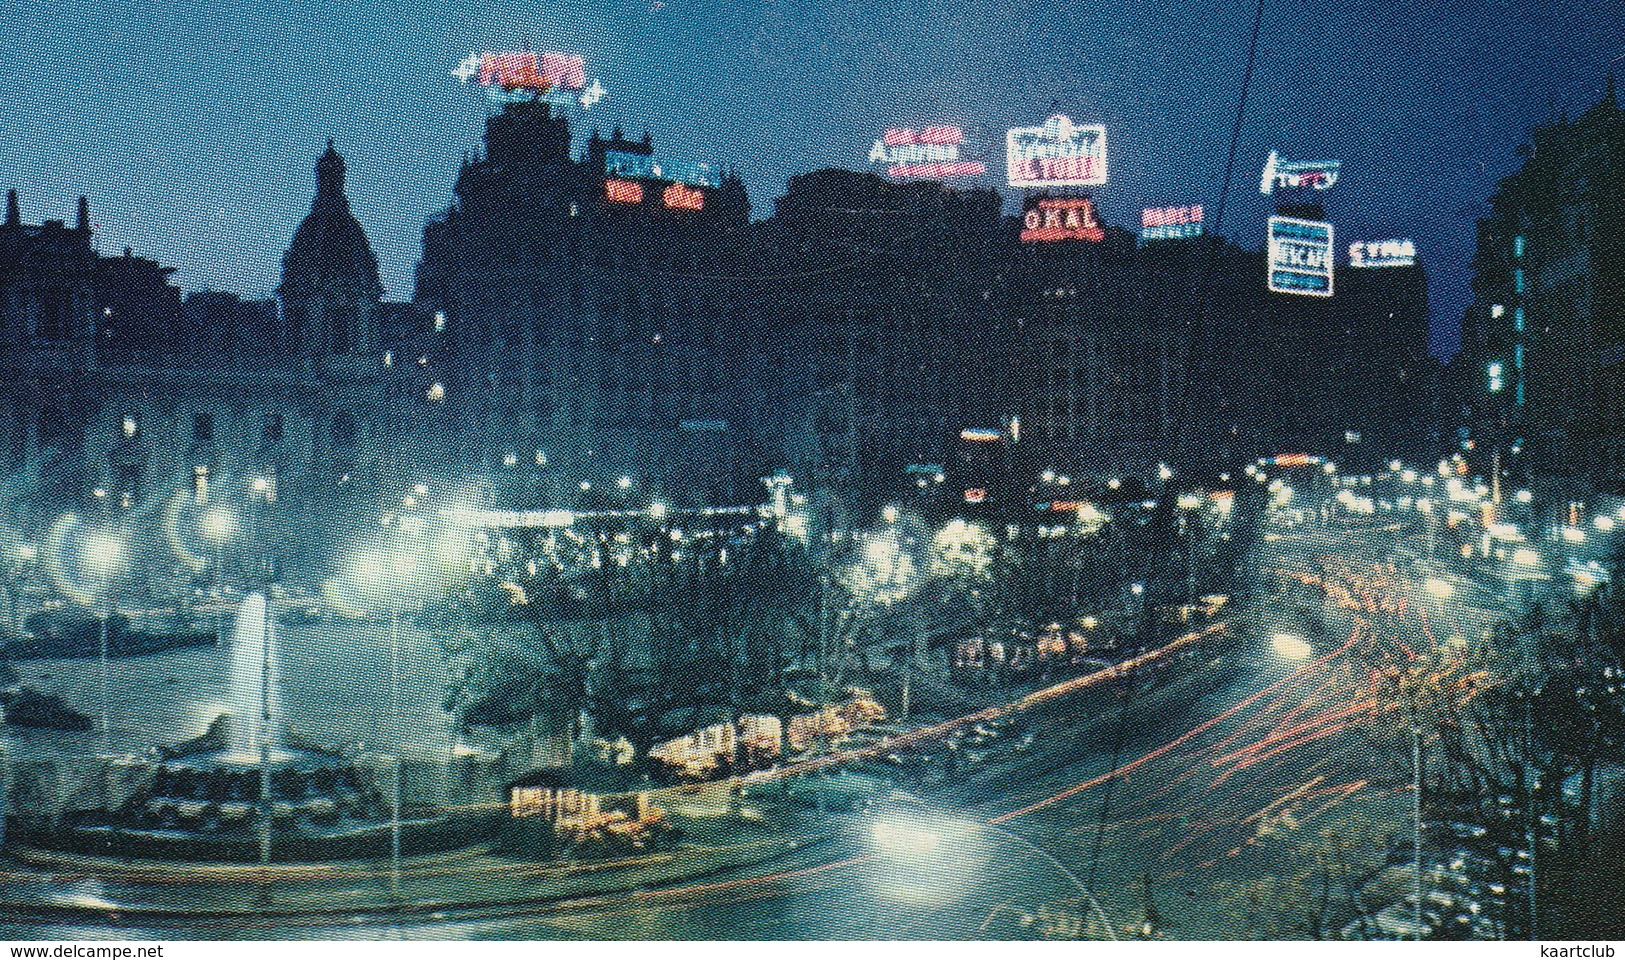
<box><xmin>356</xmin><ymin>546</ymin><xmax>417</xmax><ymax>898</ymax></box>
<box><xmin>82</xmin><ymin>528</ymin><xmax>125</xmax><ymax>757</ymax></box>
<box><xmin>201</xmin><ymin>506</ymin><xmax>237</xmax><ymax>645</ymax></box>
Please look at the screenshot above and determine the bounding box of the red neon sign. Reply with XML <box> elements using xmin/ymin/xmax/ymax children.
<box><xmin>964</xmin><ymin>489</ymin><xmax>988</xmax><ymax>504</ymax></box>
<box><xmin>884</xmin><ymin>126</ymin><xmax>964</xmax><ymax>146</ymax></box>
<box><xmin>888</xmin><ymin>161</ymin><xmax>987</xmax><ymax>179</ymax></box>
<box><xmin>478</xmin><ymin>51</ymin><xmax>587</xmax><ymax>92</ymax></box>
<box><xmin>662</xmin><ymin>183</ymin><xmax>704</xmax><ymax>211</ymax></box>
<box><xmin>1020</xmin><ymin>198</ymin><xmax>1103</xmax><ymax>242</ymax></box>
<box><xmin>605</xmin><ymin>179</ymin><xmax>644</xmax><ymax>204</ymax></box>
<box><xmin>1141</xmin><ymin>205</ymin><xmax>1203</xmax><ymax>228</ymax></box>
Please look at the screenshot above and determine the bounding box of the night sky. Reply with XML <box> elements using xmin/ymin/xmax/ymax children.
<box><xmin>1</xmin><ymin>0</ymin><xmax>1621</xmax><ymax>358</ymax></box>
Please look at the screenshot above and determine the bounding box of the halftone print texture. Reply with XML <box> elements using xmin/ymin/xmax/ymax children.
<box><xmin>1</xmin><ymin>0</ymin><xmax>1624</xmax><ymax>943</ymax></box>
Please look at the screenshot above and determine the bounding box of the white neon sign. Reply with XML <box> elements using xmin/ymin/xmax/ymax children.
<box><xmin>1268</xmin><ymin>216</ymin><xmax>1334</xmax><ymax>297</ymax></box>
<box><xmin>1349</xmin><ymin>238</ymin><xmax>1417</xmax><ymax>268</ymax></box>
<box><xmin>1007</xmin><ymin>115</ymin><xmax>1106</xmax><ymax>187</ymax></box>
<box><xmin>1260</xmin><ymin>151</ymin><xmax>1341</xmax><ymax>194</ymax></box>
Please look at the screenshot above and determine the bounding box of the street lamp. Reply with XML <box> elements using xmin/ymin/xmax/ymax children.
<box><xmin>353</xmin><ymin>545</ymin><xmax>419</xmax><ymax>897</ymax></box>
<box><xmin>200</xmin><ymin>507</ymin><xmax>237</xmax><ymax>644</ymax></box>
<box><xmin>82</xmin><ymin>529</ymin><xmax>125</xmax><ymax>756</ymax></box>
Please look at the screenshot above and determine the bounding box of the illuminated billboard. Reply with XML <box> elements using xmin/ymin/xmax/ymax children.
<box><xmin>1349</xmin><ymin>238</ymin><xmax>1417</xmax><ymax>268</ymax></box>
<box><xmin>868</xmin><ymin>126</ymin><xmax>986</xmax><ymax>180</ymax></box>
<box><xmin>1139</xmin><ymin>205</ymin><xmax>1204</xmax><ymax>244</ymax></box>
<box><xmin>453</xmin><ymin>51</ymin><xmax>605</xmax><ymax>109</ymax></box>
<box><xmin>1007</xmin><ymin>115</ymin><xmax>1106</xmax><ymax>188</ymax></box>
<box><xmin>604</xmin><ymin>150</ymin><xmax>720</xmax><ymax>188</ymax></box>
<box><xmin>959</xmin><ymin>428</ymin><xmax>1002</xmax><ymax>442</ymax></box>
<box><xmin>1020</xmin><ymin>197</ymin><xmax>1103</xmax><ymax>242</ymax></box>
<box><xmin>1267</xmin><ymin>216</ymin><xmax>1334</xmax><ymax>297</ymax></box>
<box><xmin>604</xmin><ymin>179</ymin><xmax>644</xmax><ymax>204</ymax></box>
<box><xmin>662</xmin><ymin>183</ymin><xmax>704</xmax><ymax>211</ymax></box>
<box><xmin>1260</xmin><ymin>151</ymin><xmax>1340</xmax><ymax>194</ymax></box>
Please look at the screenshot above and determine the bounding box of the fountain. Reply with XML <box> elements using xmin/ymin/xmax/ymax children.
<box><xmin>225</xmin><ymin>592</ymin><xmax>279</xmax><ymax>763</ymax></box>
<box><xmin>9</xmin><ymin>593</ymin><xmax>499</xmax><ymax>861</ymax></box>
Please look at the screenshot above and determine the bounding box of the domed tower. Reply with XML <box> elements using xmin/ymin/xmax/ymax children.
<box><xmin>277</xmin><ymin>141</ymin><xmax>383</xmax><ymax>364</ymax></box>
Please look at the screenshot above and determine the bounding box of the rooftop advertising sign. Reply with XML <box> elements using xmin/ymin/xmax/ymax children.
<box><xmin>1268</xmin><ymin>216</ymin><xmax>1334</xmax><ymax>297</ymax></box>
<box><xmin>1007</xmin><ymin>115</ymin><xmax>1107</xmax><ymax>188</ymax></box>
<box><xmin>453</xmin><ymin>51</ymin><xmax>606</xmax><ymax>109</ymax></box>
<box><xmin>868</xmin><ymin>126</ymin><xmax>986</xmax><ymax>180</ymax></box>
<box><xmin>604</xmin><ymin>150</ymin><xmax>720</xmax><ymax>188</ymax></box>
<box><xmin>1260</xmin><ymin>150</ymin><xmax>1341</xmax><ymax>194</ymax></box>
<box><xmin>1020</xmin><ymin>197</ymin><xmax>1103</xmax><ymax>242</ymax></box>
<box><xmin>1139</xmin><ymin>205</ymin><xmax>1204</xmax><ymax>244</ymax></box>
<box><xmin>1349</xmin><ymin>238</ymin><xmax>1417</xmax><ymax>268</ymax></box>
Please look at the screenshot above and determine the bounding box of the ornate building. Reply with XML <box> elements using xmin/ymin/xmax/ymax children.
<box><xmin>0</xmin><ymin>142</ymin><xmax>420</xmax><ymax>586</ymax></box>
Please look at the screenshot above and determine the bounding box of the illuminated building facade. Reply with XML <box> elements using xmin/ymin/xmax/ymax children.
<box><xmin>414</xmin><ymin>101</ymin><xmax>755</xmax><ymax>506</ymax></box>
<box><xmin>1459</xmin><ymin>81</ymin><xmax>1625</xmax><ymax>488</ymax></box>
<box><xmin>0</xmin><ymin>145</ymin><xmax>429</xmax><ymax>577</ymax></box>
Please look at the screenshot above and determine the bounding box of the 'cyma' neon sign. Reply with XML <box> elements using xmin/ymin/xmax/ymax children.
<box><xmin>1349</xmin><ymin>238</ymin><xmax>1416</xmax><ymax>268</ymax></box>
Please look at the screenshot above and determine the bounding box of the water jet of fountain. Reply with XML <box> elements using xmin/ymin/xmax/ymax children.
<box><xmin>226</xmin><ymin>592</ymin><xmax>279</xmax><ymax>761</ymax></box>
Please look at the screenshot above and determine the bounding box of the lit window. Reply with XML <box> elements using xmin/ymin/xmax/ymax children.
<box><xmin>1514</xmin><ymin>343</ymin><xmax>1524</xmax><ymax>369</ymax></box>
<box><xmin>426</xmin><ymin>382</ymin><xmax>445</xmax><ymax>400</ymax></box>
<box><xmin>1513</xmin><ymin>269</ymin><xmax>1525</xmax><ymax>293</ymax></box>
<box><xmin>1490</xmin><ymin>304</ymin><xmax>1504</xmax><ymax>319</ymax></box>
<box><xmin>433</xmin><ymin>311</ymin><xmax>446</xmax><ymax>332</ymax></box>
<box><xmin>121</xmin><ymin>415</ymin><xmax>138</xmax><ymax>439</ymax></box>
<box><xmin>1513</xmin><ymin>307</ymin><xmax>1525</xmax><ymax>332</ymax></box>
<box><xmin>383</xmin><ymin>350</ymin><xmax>393</xmax><ymax>366</ymax></box>
<box><xmin>1514</xmin><ymin>235</ymin><xmax>1525</xmax><ymax>257</ymax></box>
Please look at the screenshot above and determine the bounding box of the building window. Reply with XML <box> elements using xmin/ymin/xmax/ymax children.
<box><xmin>1514</xmin><ymin>343</ymin><xmax>1524</xmax><ymax>369</ymax></box>
<box><xmin>433</xmin><ymin>311</ymin><xmax>446</xmax><ymax>333</ymax></box>
<box><xmin>1513</xmin><ymin>269</ymin><xmax>1525</xmax><ymax>294</ymax></box>
<box><xmin>1513</xmin><ymin>235</ymin><xmax>1525</xmax><ymax>257</ymax></box>
<box><xmin>1490</xmin><ymin>304</ymin><xmax>1504</xmax><ymax>319</ymax></box>
<box><xmin>192</xmin><ymin>412</ymin><xmax>214</xmax><ymax>443</ymax></box>
<box><xmin>1513</xmin><ymin>307</ymin><xmax>1525</xmax><ymax>332</ymax></box>
<box><xmin>121</xmin><ymin>415</ymin><xmax>138</xmax><ymax>439</ymax></box>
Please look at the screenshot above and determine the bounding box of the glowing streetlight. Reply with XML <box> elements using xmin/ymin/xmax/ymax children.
<box><xmin>1271</xmin><ymin>632</ymin><xmax>1312</xmax><ymax>660</ymax></box>
<box><xmin>882</xmin><ymin>504</ymin><xmax>899</xmax><ymax>524</ymax></box>
<box><xmin>1595</xmin><ymin>515</ymin><xmax>1616</xmax><ymax>533</ymax></box>
<box><xmin>617</xmin><ymin>475</ymin><xmax>632</xmax><ymax>490</ymax></box>
<box><xmin>1423</xmin><ymin>578</ymin><xmax>1455</xmax><ymax>600</ymax></box>
<box><xmin>649</xmin><ymin>501</ymin><xmax>668</xmax><ymax>520</ymax></box>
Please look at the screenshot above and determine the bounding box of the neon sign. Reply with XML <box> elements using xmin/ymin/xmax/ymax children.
<box><xmin>868</xmin><ymin>126</ymin><xmax>986</xmax><ymax>180</ymax></box>
<box><xmin>605</xmin><ymin>179</ymin><xmax>644</xmax><ymax>204</ymax></box>
<box><xmin>1349</xmin><ymin>238</ymin><xmax>1417</xmax><ymax>268</ymax></box>
<box><xmin>959</xmin><ymin>428</ymin><xmax>1002</xmax><ymax>442</ymax></box>
<box><xmin>1260</xmin><ymin>151</ymin><xmax>1341</xmax><ymax>194</ymax></box>
<box><xmin>1020</xmin><ymin>197</ymin><xmax>1103</xmax><ymax>242</ymax></box>
<box><xmin>1138</xmin><ymin>205</ymin><xmax>1204</xmax><ymax>244</ymax></box>
<box><xmin>1007</xmin><ymin>115</ymin><xmax>1106</xmax><ymax>188</ymax></box>
<box><xmin>662</xmin><ymin>183</ymin><xmax>704</xmax><ymax>211</ymax></box>
<box><xmin>604</xmin><ymin>150</ymin><xmax>720</xmax><ymax>188</ymax></box>
<box><xmin>453</xmin><ymin>51</ymin><xmax>604</xmax><ymax>110</ymax></box>
<box><xmin>1268</xmin><ymin>216</ymin><xmax>1334</xmax><ymax>297</ymax></box>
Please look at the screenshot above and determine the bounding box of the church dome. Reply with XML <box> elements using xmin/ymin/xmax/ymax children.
<box><xmin>278</xmin><ymin>141</ymin><xmax>383</xmax><ymax>300</ymax></box>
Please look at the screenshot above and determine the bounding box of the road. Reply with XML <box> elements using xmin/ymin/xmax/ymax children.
<box><xmin>2</xmin><ymin>513</ymin><xmax>1518</xmax><ymax>939</ymax></box>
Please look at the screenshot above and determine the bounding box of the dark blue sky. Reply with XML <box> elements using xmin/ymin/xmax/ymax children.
<box><xmin>2</xmin><ymin>0</ymin><xmax>1620</xmax><ymax>357</ymax></box>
